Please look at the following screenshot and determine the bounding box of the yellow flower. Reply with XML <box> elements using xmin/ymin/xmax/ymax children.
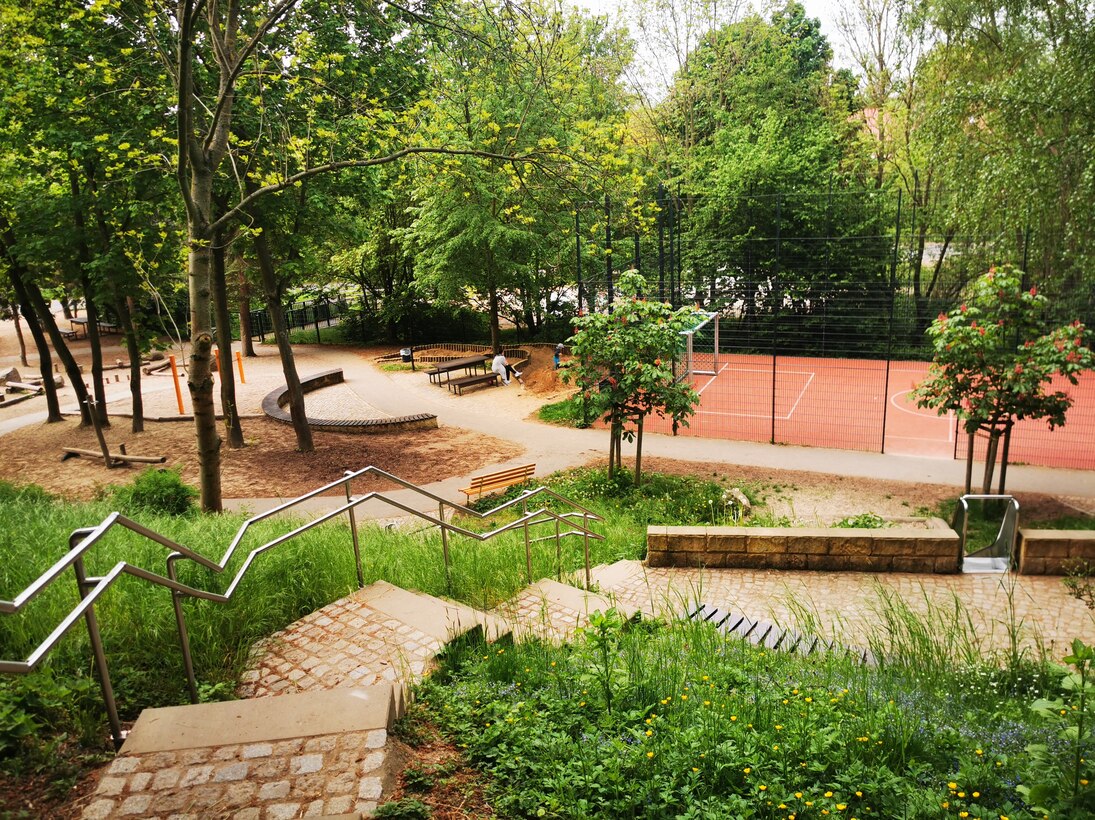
<box><xmin>692</xmin><ymin>767</ymin><xmax>699</xmax><ymax>772</ymax></box>
<box><xmin>948</xmin><ymin>782</ymin><xmax>958</xmax><ymax>790</ymax></box>
<box><xmin>824</xmin><ymin>791</ymin><xmax>833</xmax><ymax>798</ymax></box>
<box><xmin>855</xmin><ymin>791</ymin><xmax>862</xmax><ymax>797</ymax></box>
<box><xmin>647</xmin><ymin>751</ymin><xmax>654</xmax><ymax>758</ymax></box>
<box><xmin>744</xmin><ymin>767</ymin><xmax>752</xmax><ymax>774</ymax></box>
<box><xmin>1083</xmin><ymin>779</ymin><xmax>1091</xmax><ymax>787</ymax></box>
<box><xmin>973</xmin><ymin>791</ymin><xmax>980</xmax><ymax>798</ymax></box>
<box><xmin>646</xmin><ymin>730</ymin><xmax>653</xmax><ymax>737</ymax></box>
<box><xmin>975</xmin><ymin>749</ymin><xmax>983</xmax><ymax>756</ymax></box>
<box><xmin>759</xmin><ymin>785</ymin><xmax>768</xmax><ymax>791</ymax></box>
<box><xmin>795</xmin><ymin>792</ymin><xmax>802</xmax><ymax>799</ymax></box>
<box><xmin>836</xmin><ymin>804</ymin><xmax>846</xmax><ymax>811</ymax></box>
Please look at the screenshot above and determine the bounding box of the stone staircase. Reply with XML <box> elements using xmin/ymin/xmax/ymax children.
<box><xmin>81</xmin><ymin>566</ymin><xmax>640</xmax><ymax>820</ymax></box>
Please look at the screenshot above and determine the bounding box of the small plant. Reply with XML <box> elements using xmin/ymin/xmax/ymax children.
<box><xmin>107</xmin><ymin>467</ymin><xmax>198</xmax><ymax>515</ymax></box>
<box><xmin>1019</xmin><ymin>639</ymin><xmax>1095</xmax><ymax>815</ymax></box>
<box><xmin>835</xmin><ymin>512</ymin><xmax>887</xmax><ymax>528</ymax></box>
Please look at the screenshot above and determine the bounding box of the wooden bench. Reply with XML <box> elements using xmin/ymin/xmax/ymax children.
<box><xmin>460</xmin><ymin>463</ymin><xmax>536</xmax><ymax>503</ymax></box>
<box><xmin>448</xmin><ymin>372</ymin><xmax>499</xmax><ymax>395</ymax></box>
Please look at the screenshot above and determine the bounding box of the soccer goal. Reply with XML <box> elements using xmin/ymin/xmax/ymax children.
<box><xmin>673</xmin><ymin>312</ymin><xmax>720</xmax><ymax>382</ymax></box>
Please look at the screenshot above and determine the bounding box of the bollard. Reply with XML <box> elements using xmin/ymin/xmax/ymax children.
<box><xmin>169</xmin><ymin>355</ymin><xmax>185</xmax><ymax>414</ymax></box>
<box><xmin>235</xmin><ymin>351</ymin><xmax>246</xmax><ymax>384</ymax></box>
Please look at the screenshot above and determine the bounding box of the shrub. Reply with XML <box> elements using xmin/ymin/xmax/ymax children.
<box><xmin>107</xmin><ymin>467</ymin><xmax>198</xmax><ymax>515</ymax></box>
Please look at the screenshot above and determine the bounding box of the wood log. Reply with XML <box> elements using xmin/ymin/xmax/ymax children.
<box><xmin>61</xmin><ymin>447</ymin><xmax>166</xmax><ymax>464</ymax></box>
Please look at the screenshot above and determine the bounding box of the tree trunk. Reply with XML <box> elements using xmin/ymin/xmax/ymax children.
<box><xmin>78</xmin><ymin>270</ymin><xmax>110</xmax><ymax>428</ymax></box>
<box><xmin>997</xmin><ymin>424</ymin><xmax>1013</xmax><ymax>495</ymax></box>
<box><xmin>964</xmin><ymin>430</ymin><xmax>974</xmax><ymax>495</ymax></box>
<box><xmin>115</xmin><ymin>296</ymin><xmax>144</xmax><ymax>433</ymax></box>
<box><xmin>981</xmin><ymin>428</ymin><xmax>1001</xmax><ymax>495</ymax></box>
<box><xmin>7</xmin><ymin>272</ymin><xmax>62</xmax><ymax>422</ymax></box>
<box><xmin>3</xmin><ymin>245</ymin><xmax>92</xmax><ymax>425</ymax></box>
<box><xmin>249</xmin><ymin>206</ymin><xmax>314</xmax><ymax>453</ymax></box>
<box><xmin>634</xmin><ymin>414</ymin><xmax>644</xmax><ymax>487</ymax></box>
<box><xmin>12</xmin><ymin>309</ymin><xmax>28</xmax><ymax>367</ymax></box>
<box><xmin>488</xmin><ymin>282</ymin><xmax>501</xmax><ymax>354</ymax></box>
<box><xmin>236</xmin><ymin>256</ymin><xmax>256</xmax><ymax>357</ymax></box>
<box><xmin>71</xmin><ymin>169</ymin><xmax>109</xmax><ymax>428</ymax></box>
<box><xmin>213</xmin><ymin>228</ymin><xmax>245</xmax><ymax>448</ymax></box>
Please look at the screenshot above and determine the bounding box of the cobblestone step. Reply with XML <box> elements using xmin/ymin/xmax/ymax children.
<box><xmin>494</xmin><ymin>578</ymin><xmax>642</xmax><ymax>643</ymax></box>
<box><xmin>84</xmin><ymin>688</ymin><xmax>399</xmax><ymax>820</ymax></box>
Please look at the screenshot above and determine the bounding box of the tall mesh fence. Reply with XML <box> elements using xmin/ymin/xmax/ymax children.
<box><xmin>590</xmin><ymin>189</ymin><xmax>1095</xmax><ymax>471</ymax></box>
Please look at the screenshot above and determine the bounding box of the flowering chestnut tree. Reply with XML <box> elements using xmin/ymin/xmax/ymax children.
<box><xmin>915</xmin><ymin>265</ymin><xmax>1094</xmax><ymax>493</ymax></box>
<box><xmin>564</xmin><ymin>271</ymin><xmax>700</xmax><ymax>484</ymax></box>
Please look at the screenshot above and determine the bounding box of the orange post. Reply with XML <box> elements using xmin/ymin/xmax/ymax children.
<box><xmin>235</xmin><ymin>350</ymin><xmax>246</xmax><ymax>384</ymax></box>
<box><xmin>168</xmin><ymin>355</ymin><xmax>185</xmax><ymax>415</ymax></box>
<box><xmin>213</xmin><ymin>348</ymin><xmax>221</xmax><ymax>373</ymax></box>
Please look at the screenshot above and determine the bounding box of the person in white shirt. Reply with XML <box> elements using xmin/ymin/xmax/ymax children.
<box><xmin>491</xmin><ymin>353</ymin><xmax>522</xmax><ymax>385</ymax></box>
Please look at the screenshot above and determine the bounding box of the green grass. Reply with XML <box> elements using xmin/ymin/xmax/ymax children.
<box><xmin>537</xmin><ymin>394</ymin><xmax>592</xmax><ymax>428</ymax></box>
<box><xmin>415</xmin><ymin>600</ymin><xmax>1091</xmax><ymax>818</ymax></box>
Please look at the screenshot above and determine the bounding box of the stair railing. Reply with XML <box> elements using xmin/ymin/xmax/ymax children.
<box><xmin>0</xmin><ymin>466</ymin><xmax>603</xmax><ymax>750</ymax></box>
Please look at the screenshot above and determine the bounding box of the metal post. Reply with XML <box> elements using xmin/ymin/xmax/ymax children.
<box><xmin>555</xmin><ymin>517</ymin><xmax>562</xmax><ymax>582</ymax></box>
<box><xmin>344</xmin><ymin>472</ymin><xmax>364</xmax><ymax>588</ymax></box>
<box><xmin>582</xmin><ymin>513</ymin><xmax>592</xmax><ymax>590</ymax></box>
<box><xmin>70</xmin><ymin>536</ymin><xmax>124</xmax><ymax>750</ymax></box>
<box><xmin>523</xmin><ymin>498</ymin><xmax>532</xmax><ymax>584</ymax></box>
<box><xmin>771</xmin><ymin>192</ymin><xmax>780</xmax><ymax>445</ymax></box>
<box><xmin>881</xmin><ymin>189</ymin><xmax>902</xmax><ymax>454</ymax></box>
<box><xmin>167</xmin><ymin>554</ymin><xmax>200</xmax><ymax>704</ymax></box>
<box><xmin>605</xmin><ymin>194</ymin><xmax>614</xmax><ymax>307</ymax></box>
<box><xmin>575</xmin><ymin>210</ymin><xmax>584</xmax><ymax>313</ymax></box>
<box><xmin>440</xmin><ymin>501</ymin><xmax>452</xmax><ymax>595</ymax></box>
<box><xmin>657</xmin><ymin>184</ymin><xmax>666</xmax><ymax>302</ymax></box>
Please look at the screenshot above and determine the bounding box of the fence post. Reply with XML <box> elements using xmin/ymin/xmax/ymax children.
<box><xmin>70</xmin><ymin>532</ymin><xmax>125</xmax><ymax>750</ymax></box>
<box><xmin>439</xmin><ymin>502</ymin><xmax>452</xmax><ymax>595</ymax></box>
<box><xmin>523</xmin><ymin>498</ymin><xmax>532</xmax><ymax>584</ymax></box>
<box><xmin>166</xmin><ymin>554</ymin><xmax>200</xmax><ymax>704</ymax></box>
<box><xmin>881</xmin><ymin>189</ymin><xmax>902</xmax><ymax>454</ymax></box>
<box><xmin>344</xmin><ymin>472</ymin><xmax>364</xmax><ymax>588</ymax></box>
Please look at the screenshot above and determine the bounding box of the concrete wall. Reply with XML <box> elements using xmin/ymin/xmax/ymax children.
<box><xmin>646</xmin><ymin>526</ymin><xmax>961</xmax><ymax>574</ymax></box>
<box><xmin>1017</xmin><ymin>529</ymin><xmax>1095</xmax><ymax>575</ymax></box>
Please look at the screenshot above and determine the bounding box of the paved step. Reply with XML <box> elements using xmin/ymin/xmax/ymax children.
<box><xmin>83</xmin><ymin>688</ymin><xmax>400</xmax><ymax>820</ymax></box>
<box><xmin>497</xmin><ymin>578</ymin><xmax>642</xmax><ymax>643</ymax></box>
<box><xmin>368</xmin><ymin>580</ymin><xmax>511</xmax><ymax>643</ymax></box>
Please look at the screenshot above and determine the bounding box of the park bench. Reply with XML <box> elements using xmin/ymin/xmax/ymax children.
<box><xmin>448</xmin><ymin>372</ymin><xmax>499</xmax><ymax>395</ymax></box>
<box><xmin>460</xmin><ymin>463</ymin><xmax>536</xmax><ymax>504</ymax></box>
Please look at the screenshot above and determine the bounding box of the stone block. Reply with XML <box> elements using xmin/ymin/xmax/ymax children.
<box><xmin>844</xmin><ymin>554</ymin><xmax>893</xmax><ymax>572</ymax></box>
<box><xmin>666</xmin><ymin>527</ymin><xmax>707</xmax><ymax>552</ymax></box>
<box><xmin>644</xmin><ymin>550</ymin><xmax>667</xmax><ymax>568</ymax></box>
<box><xmin>933</xmin><ymin>556</ymin><xmax>961</xmax><ymax>573</ymax></box>
<box><xmin>764</xmin><ymin>553</ymin><xmax>808</xmax><ymax>570</ymax></box>
<box><xmin>891</xmin><ymin>556</ymin><xmax>935</xmax><ymax>574</ymax></box>
<box><xmin>870</xmin><ymin>538</ymin><xmax>916</xmax><ymax>556</ymax></box>
<box><xmin>806</xmin><ymin>555</ymin><xmax>854</xmax><ymax>572</ymax></box>
<box><xmin>707</xmin><ymin>532</ymin><xmax>748</xmax><ymax>553</ymax></box>
<box><xmin>783</xmin><ymin>537</ymin><xmax>830</xmax><ymax>555</ymax></box>
<box><xmin>828</xmin><ymin>538</ymin><xmax>873</xmax><ymax>556</ymax></box>
<box><xmin>645</xmin><ymin>527</ymin><xmax>668</xmax><ymax>551</ymax></box>
<box><xmin>745</xmin><ymin>534</ymin><xmax>788</xmax><ymax>554</ymax></box>
<box><xmin>722</xmin><ymin>553</ymin><xmax>776</xmax><ymax>570</ymax></box>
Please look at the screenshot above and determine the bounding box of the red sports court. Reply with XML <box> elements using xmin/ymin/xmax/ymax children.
<box><xmin>645</xmin><ymin>323</ymin><xmax>1095</xmax><ymax>471</ymax></box>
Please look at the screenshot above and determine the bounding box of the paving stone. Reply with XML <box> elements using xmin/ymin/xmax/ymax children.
<box><xmin>290</xmin><ymin>753</ymin><xmax>323</xmax><ymax>775</ymax></box>
<box><xmin>251</xmin><ymin>757</ymin><xmax>288</xmax><ymax>779</ymax></box>
<box><xmin>266</xmin><ymin>803</ymin><xmax>302</xmax><ymax>820</ymax></box>
<box><xmin>358</xmin><ymin>777</ymin><xmax>383</xmax><ymax>800</ymax></box>
<box><xmin>180</xmin><ymin>764</ymin><xmax>214</xmax><ymax>787</ymax></box>
<box><xmin>107</xmin><ymin>757</ymin><xmax>140</xmax><ymax>775</ymax></box>
<box><xmin>151</xmin><ymin>767</ymin><xmax>182</xmax><ymax>790</ymax></box>
<box><xmin>214</xmin><ymin>761</ymin><xmax>249</xmax><ymax>782</ymax></box>
<box><xmin>128</xmin><ymin>772</ymin><xmax>152</xmax><ymax>792</ymax></box>
<box><xmin>364</xmin><ymin>729</ymin><xmax>387</xmax><ymax>749</ymax></box>
<box><xmin>82</xmin><ymin>798</ymin><xmax>116</xmax><ymax>819</ymax></box>
<box><xmin>222</xmin><ymin>781</ymin><xmax>257</xmax><ymax>806</ymax></box>
<box><xmin>212</xmin><ymin>745</ymin><xmax>241</xmax><ymax>761</ymax></box>
<box><xmin>242</xmin><ymin>743</ymin><xmax>274</xmax><ymax>759</ymax></box>
<box><xmin>259</xmin><ymin>780</ymin><xmax>291</xmax><ymax>800</ymax></box>
<box><xmin>325</xmin><ymin>795</ymin><xmax>355</xmax><ymax>814</ymax></box>
<box><xmin>95</xmin><ymin>776</ymin><xmax>125</xmax><ymax>796</ymax></box>
<box><xmin>118</xmin><ymin>794</ymin><xmax>153</xmax><ymax>815</ymax></box>
<box><xmin>303</xmin><ymin>798</ymin><xmax>326</xmax><ymax>816</ymax></box>
<box><xmin>232</xmin><ymin>809</ymin><xmax>261</xmax><ymax>820</ymax></box>
<box><xmin>303</xmin><ymin>736</ymin><xmax>337</xmax><ymax>753</ymax></box>
<box><xmin>359</xmin><ymin>751</ymin><xmax>385</xmax><ymax>774</ymax></box>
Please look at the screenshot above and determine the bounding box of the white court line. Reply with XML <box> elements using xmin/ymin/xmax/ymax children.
<box><xmin>889</xmin><ymin>389</ymin><xmax>955</xmax><ymax>442</ymax></box>
<box><xmin>698</xmin><ymin>365</ymin><xmax>816</xmax><ymax>420</ymax></box>
<box><xmin>695</xmin><ymin>363</ymin><xmax>730</xmax><ymax>396</ymax></box>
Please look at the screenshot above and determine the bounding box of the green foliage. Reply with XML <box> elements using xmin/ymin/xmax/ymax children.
<box><xmin>536</xmin><ymin>393</ymin><xmax>592</xmax><ymax>428</ymax></box>
<box><xmin>834</xmin><ymin>512</ymin><xmax>887</xmax><ymax>529</ymax></box>
<box><xmin>419</xmin><ymin>609</ymin><xmax>1059</xmax><ymax>818</ymax></box>
<box><xmin>565</xmin><ymin>272</ymin><xmax>701</xmax><ymax>481</ymax></box>
<box><xmin>106</xmin><ymin>468</ymin><xmax>198</xmax><ymax>516</ymax></box>
<box><xmin>1019</xmin><ymin>640</ymin><xmax>1095</xmax><ymax>816</ymax></box>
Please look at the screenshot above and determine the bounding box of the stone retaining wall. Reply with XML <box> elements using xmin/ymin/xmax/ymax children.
<box><xmin>262</xmin><ymin>369</ymin><xmax>438</xmax><ymax>434</ymax></box>
<box><xmin>1017</xmin><ymin>529</ymin><xmax>1095</xmax><ymax>575</ymax></box>
<box><xmin>646</xmin><ymin>525</ymin><xmax>961</xmax><ymax>573</ymax></box>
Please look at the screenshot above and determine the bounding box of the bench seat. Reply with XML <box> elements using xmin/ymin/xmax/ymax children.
<box><xmin>460</xmin><ymin>463</ymin><xmax>536</xmax><ymax>503</ymax></box>
<box><xmin>449</xmin><ymin>372</ymin><xmax>499</xmax><ymax>395</ymax></box>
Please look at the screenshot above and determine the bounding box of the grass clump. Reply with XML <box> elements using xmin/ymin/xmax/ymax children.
<box><xmin>104</xmin><ymin>467</ymin><xmax>199</xmax><ymax>516</ymax></box>
<box><xmin>537</xmin><ymin>393</ymin><xmax>592</xmax><ymax>428</ymax></box>
<box><xmin>418</xmin><ymin>604</ymin><xmax>1090</xmax><ymax>818</ymax></box>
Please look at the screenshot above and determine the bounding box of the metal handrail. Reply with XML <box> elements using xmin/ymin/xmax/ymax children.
<box><xmin>0</xmin><ymin>466</ymin><xmax>603</xmax><ymax>749</ymax></box>
<box><xmin>952</xmin><ymin>494</ymin><xmax>1020</xmax><ymax>571</ymax></box>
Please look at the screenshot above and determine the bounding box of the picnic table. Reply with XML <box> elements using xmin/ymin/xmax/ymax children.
<box><xmin>427</xmin><ymin>354</ymin><xmax>491</xmax><ymax>385</ymax></box>
<box><xmin>69</xmin><ymin>317</ymin><xmax>121</xmax><ymax>339</ymax></box>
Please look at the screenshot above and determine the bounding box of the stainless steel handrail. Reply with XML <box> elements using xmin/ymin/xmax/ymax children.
<box><xmin>952</xmin><ymin>494</ymin><xmax>1020</xmax><ymax>571</ymax></box>
<box><xmin>0</xmin><ymin>466</ymin><xmax>603</xmax><ymax>749</ymax></box>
